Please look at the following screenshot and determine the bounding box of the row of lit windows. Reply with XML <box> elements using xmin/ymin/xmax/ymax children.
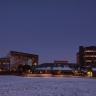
<box><xmin>84</xmin><ymin>50</ymin><xmax>96</xmax><ymax>52</ymax></box>
<box><xmin>85</xmin><ymin>60</ymin><xmax>96</xmax><ymax>62</ymax></box>
<box><xmin>0</xmin><ymin>61</ymin><xmax>37</xmax><ymax>65</ymax></box>
<box><xmin>0</xmin><ymin>62</ymin><xmax>37</xmax><ymax>66</ymax></box>
<box><xmin>0</xmin><ymin>62</ymin><xmax>10</xmax><ymax>64</ymax></box>
<box><xmin>84</xmin><ymin>55</ymin><xmax>96</xmax><ymax>57</ymax></box>
<box><xmin>85</xmin><ymin>60</ymin><xmax>92</xmax><ymax>62</ymax></box>
<box><xmin>11</xmin><ymin>56</ymin><xmax>35</xmax><ymax>60</ymax></box>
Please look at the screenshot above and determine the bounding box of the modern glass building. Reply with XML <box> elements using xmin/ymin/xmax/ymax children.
<box><xmin>0</xmin><ymin>51</ymin><xmax>39</xmax><ymax>71</ymax></box>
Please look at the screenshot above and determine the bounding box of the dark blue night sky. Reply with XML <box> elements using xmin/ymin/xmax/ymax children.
<box><xmin>0</xmin><ymin>0</ymin><xmax>96</xmax><ymax>64</ymax></box>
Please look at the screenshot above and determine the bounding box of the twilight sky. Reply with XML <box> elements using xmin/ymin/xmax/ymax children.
<box><xmin>0</xmin><ymin>0</ymin><xmax>96</xmax><ymax>64</ymax></box>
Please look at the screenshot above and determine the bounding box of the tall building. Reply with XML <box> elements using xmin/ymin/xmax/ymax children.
<box><xmin>77</xmin><ymin>46</ymin><xmax>96</xmax><ymax>66</ymax></box>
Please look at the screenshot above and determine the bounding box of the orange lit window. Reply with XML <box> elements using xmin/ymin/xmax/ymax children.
<box><xmin>86</xmin><ymin>60</ymin><xmax>92</xmax><ymax>62</ymax></box>
<box><xmin>85</xmin><ymin>50</ymin><xmax>94</xmax><ymax>52</ymax></box>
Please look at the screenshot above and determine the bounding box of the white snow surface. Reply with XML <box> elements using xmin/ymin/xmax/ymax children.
<box><xmin>0</xmin><ymin>76</ymin><xmax>96</xmax><ymax>96</ymax></box>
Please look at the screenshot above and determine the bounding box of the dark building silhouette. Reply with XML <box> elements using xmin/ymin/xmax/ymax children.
<box><xmin>77</xmin><ymin>46</ymin><xmax>96</xmax><ymax>66</ymax></box>
<box><xmin>54</xmin><ymin>60</ymin><xmax>68</xmax><ymax>64</ymax></box>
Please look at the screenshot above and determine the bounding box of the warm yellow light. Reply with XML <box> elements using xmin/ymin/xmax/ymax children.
<box><xmin>34</xmin><ymin>63</ymin><xmax>37</xmax><ymax>65</ymax></box>
<box><xmin>40</xmin><ymin>71</ymin><xmax>42</xmax><ymax>74</ymax></box>
<box><xmin>56</xmin><ymin>70</ymin><xmax>61</xmax><ymax>74</ymax></box>
<box><xmin>87</xmin><ymin>71</ymin><xmax>92</xmax><ymax>77</ymax></box>
<box><xmin>85</xmin><ymin>60</ymin><xmax>91</xmax><ymax>62</ymax></box>
<box><xmin>85</xmin><ymin>50</ymin><xmax>94</xmax><ymax>52</ymax></box>
<box><xmin>74</xmin><ymin>70</ymin><xmax>78</xmax><ymax>75</ymax></box>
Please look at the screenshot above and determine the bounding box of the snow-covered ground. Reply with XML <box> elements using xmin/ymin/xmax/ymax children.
<box><xmin>0</xmin><ymin>76</ymin><xmax>96</xmax><ymax>96</ymax></box>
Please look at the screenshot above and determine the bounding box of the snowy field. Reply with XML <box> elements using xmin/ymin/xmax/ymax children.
<box><xmin>0</xmin><ymin>76</ymin><xmax>96</xmax><ymax>96</ymax></box>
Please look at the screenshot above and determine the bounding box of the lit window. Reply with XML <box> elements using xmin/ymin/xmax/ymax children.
<box><xmin>84</xmin><ymin>55</ymin><xmax>94</xmax><ymax>57</ymax></box>
<box><xmin>3</xmin><ymin>63</ymin><xmax>5</xmax><ymax>64</ymax></box>
<box><xmin>34</xmin><ymin>63</ymin><xmax>37</xmax><ymax>65</ymax></box>
<box><xmin>85</xmin><ymin>50</ymin><xmax>94</xmax><ymax>52</ymax></box>
<box><xmin>86</xmin><ymin>60</ymin><xmax>92</xmax><ymax>62</ymax></box>
<box><xmin>40</xmin><ymin>71</ymin><xmax>42</xmax><ymax>74</ymax></box>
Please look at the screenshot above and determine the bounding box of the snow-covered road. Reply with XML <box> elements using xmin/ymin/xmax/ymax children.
<box><xmin>0</xmin><ymin>76</ymin><xmax>96</xmax><ymax>96</ymax></box>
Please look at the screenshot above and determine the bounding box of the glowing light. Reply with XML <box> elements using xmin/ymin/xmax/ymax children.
<box><xmin>87</xmin><ymin>71</ymin><xmax>92</xmax><ymax>77</ymax></box>
<box><xmin>34</xmin><ymin>63</ymin><xmax>37</xmax><ymax>65</ymax></box>
<box><xmin>74</xmin><ymin>70</ymin><xmax>78</xmax><ymax>75</ymax></box>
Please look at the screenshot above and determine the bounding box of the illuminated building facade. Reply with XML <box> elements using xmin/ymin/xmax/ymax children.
<box><xmin>77</xmin><ymin>46</ymin><xmax>96</xmax><ymax>66</ymax></box>
<box><xmin>0</xmin><ymin>58</ymin><xmax>10</xmax><ymax>71</ymax></box>
<box><xmin>34</xmin><ymin>63</ymin><xmax>76</xmax><ymax>75</ymax></box>
<box><xmin>0</xmin><ymin>51</ymin><xmax>39</xmax><ymax>71</ymax></box>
